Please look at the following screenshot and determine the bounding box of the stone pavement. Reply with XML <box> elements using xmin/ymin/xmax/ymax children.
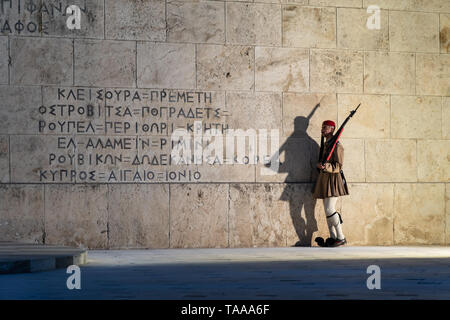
<box><xmin>0</xmin><ymin>246</ymin><xmax>449</xmax><ymax>300</ymax></box>
<box><xmin>0</xmin><ymin>242</ymin><xmax>87</xmax><ymax>274</ymax></box>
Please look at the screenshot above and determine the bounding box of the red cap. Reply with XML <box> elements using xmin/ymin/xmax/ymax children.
<box><xmin>322</xmin><ymin>120</ymin><xmax>336</xmax><ymax>127</ymax></box>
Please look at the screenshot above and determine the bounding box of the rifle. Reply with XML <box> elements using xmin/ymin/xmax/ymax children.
<box><xmin>318</xmin><ymin>103</ymin><xmax>361</xmax><ymax>172</ymax></box>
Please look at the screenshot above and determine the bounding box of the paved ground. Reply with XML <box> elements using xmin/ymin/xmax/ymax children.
<box><xmin>1</xmin><ymin>246</ymin><xmax>449</xmax><ymax>300</ymax></box>
<box><xmin>0</xmin><ymin>242</ymin><xmax>87</xmax><ymax>274</ymax></box>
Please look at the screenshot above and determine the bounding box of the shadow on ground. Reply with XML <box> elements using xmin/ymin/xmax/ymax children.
<box><xmin>1</xmin><ymin>255</ymin><xmax>449</xmax><ymax>300</ymax></box>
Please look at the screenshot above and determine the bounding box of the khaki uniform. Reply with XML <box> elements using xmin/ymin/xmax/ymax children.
<box><xmin>312</xmin><ymin>140</ymin><xmax>349</xmax><ymax>199</ymax></box>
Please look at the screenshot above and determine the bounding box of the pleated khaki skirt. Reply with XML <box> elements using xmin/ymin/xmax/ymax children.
<box><xmin>312</xmin><ymin>170</ymin><xmax>349</xmax><ymax>199</ymax></box>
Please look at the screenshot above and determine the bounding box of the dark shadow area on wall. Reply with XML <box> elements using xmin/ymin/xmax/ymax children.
<box><xmin>265</xmin><ymin>104</ymin><xmax>321</xmax><ymax>247</ymax></box>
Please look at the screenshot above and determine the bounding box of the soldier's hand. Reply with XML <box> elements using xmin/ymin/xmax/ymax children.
<box><xmin>316</xmin><ymin>163</ymin><xmax>325</xmax><ymax>169</ymax></box>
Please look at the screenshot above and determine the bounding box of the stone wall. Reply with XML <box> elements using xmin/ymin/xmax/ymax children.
<box><xmin>0</xmin><ymin>0</ymin><xmax>449</xmax><ymax>248</ymax></box>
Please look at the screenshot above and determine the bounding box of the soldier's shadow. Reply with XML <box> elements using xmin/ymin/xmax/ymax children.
<box><xmin>265</xmin><ymin>109</ymin><xmax>321</xmax><ymax>247</ymax></box>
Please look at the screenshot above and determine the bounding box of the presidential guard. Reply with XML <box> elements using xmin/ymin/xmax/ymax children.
<box><xmin>313</xmin><ymin>120</ymin><xmax>349</xmax><ymax>247</ymax></box>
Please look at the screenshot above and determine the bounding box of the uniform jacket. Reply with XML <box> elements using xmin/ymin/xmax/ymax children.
<box><xmin>312</xmin><ymin>140</ymin><xmax>349</xmax><ymax>199</ymax></box>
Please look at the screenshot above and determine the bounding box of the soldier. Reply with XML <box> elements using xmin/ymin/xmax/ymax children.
<box><xmin>313</xmin><ymin>120</ymin><xmax>349</xmax><ymax>247</ymax></box>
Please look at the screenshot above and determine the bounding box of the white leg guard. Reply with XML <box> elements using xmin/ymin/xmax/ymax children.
<box><xmin>323</xmin><ymin>197</ymin><xmax>339</xmax><ymax>240</ymax></box>
<box><xmin>327</xmin><ymin>211</ymin><xmax>345</xmax><ymax>240</ymax></box>
<box><xmin>326</xmin><ymin>217</ymin><xmax>337</xmax><ymax>239</ymax></box>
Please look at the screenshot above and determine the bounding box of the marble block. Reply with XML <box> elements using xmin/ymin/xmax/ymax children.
<box><xmin>416</xmin><ymin>54</ymin><xmax>450</xmax><ymax>96</ymax></box>
<box><xmin>45</xmin><ymin>184</ymin><xmax>108</xmax><ymax>248</ymax></box>
<box><xmin>283</xmin><ymin>6</ymin><xmax>336</xmax><ymax>48</ymax></box>
<box><xmin>137</xmin><ymin>42</ymin><xmax>195</xmax><ymax>89</ymax></box>
<box><xmin>170</xmin><ymin>184</ymin><xmax>228</xmax><ymax>248</ymax></box>
<box><xmin>337</xmin><ymin>94</ymin><xmax>390</xmax><ymax>138</ymax></box>
<box><xmin>394</xmin><ymin>183</ymin><xmax>445</xmax><ymax>245</ymax></box>
<box><xmin>365</xmin><ymin>139</ymin><xmax>417</xmax><ymax>182</ymax></box>
<box><xmin>108</xmin><ymin>184</ymin><xmax>169</xmax><ymax>249</ymax></box>
<box><xmin>197</xmin><ymin>44</ymin><xmax>254</xmax><ymax>91</ymax></box>
<box><xmin>340</xmin><ymin>183</ymin><xmax>394</xmax><ymax>245</ymax></box>
<box><xmin>0</xmin><ymin>185</ymin><xmax>44</xmax><ymax>243</ymax></box>
<box><xmin>225</xmin><ymin>91</ymin><xmax>282</xmax><ymax>131</ymax></box>
<box><xmin>167</xmin><ymin>1</ymin><xmax>224</xmax><ymax>43</ymax></box>
<box><xmin>417</xmin><ymin>140</ymin><xmax>450</xmax><ymax>182</ymax></box>
<box><xmin>391</xmin><ymin>95</ymin><xmax>442</xmax><ymax>139</ymax></box>
<box><xmin>229</xmin><ymin>184</ymin><xmax>290</xmax><ymax>247</ymax></box>
<box><xmin>389</xmin><ymin>11</ymin><xmax>439</xmax><ymax>53</ymax></box>
<box><xmin>310</xmin><ymin>49</ymin><xmax>364</xmax><ymax>93</ymax></box>
<box><xmin>75</xmin><ymin>40</ymin><xmax>136</xmax><ymax>87</ymax></box>
<box><xmin>0</xmin><ymin>86</ymin><xmax>42</xmax><ymax>135</ymax></box>
<box><xmin>337</xmin><ymin>8</ymin><xmax>388</xmax><ymax>50</ymax></box>
<box><xmin>105</xmin><ymin>0</ymin><xmax>165</xmax><ymax>41</ymax></box>
<box><xmin>255</xmin><ymin>47</ymin><xmax>309</xmax><ymax>92</ymax></box>
<box><xmin>10</xmin><ymin>37</ymin><xmax>73</xmax><ymax>85</ymax></box>
<box><xmin>364</xmin><ymin>51</ymin><xmax>415</xmax><ymax>95</ymax></box>
<box><xmin>335</xmin><ymin>138</ymin><xmax>365</xmax><ymax>182</ymax></box>
<box><xmin>226</xmin><ymin>2</ymin><xmax>281</xmax><ymax>46</ymax></box>
<box><xmin>42</xmin><ymin>0</ymin><xmax>104</xmax><ymax>39</ymax></box>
